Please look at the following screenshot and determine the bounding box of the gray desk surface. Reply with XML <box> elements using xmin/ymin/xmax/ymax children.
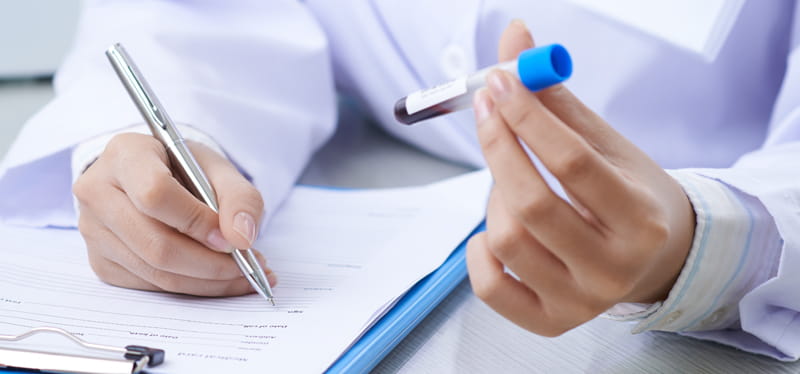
<box><xmin>1</xmin><ymin>81</ymin><xmax>798</xmax><ymax>373</ymax></box>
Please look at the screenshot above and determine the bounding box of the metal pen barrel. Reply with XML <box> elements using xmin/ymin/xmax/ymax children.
<box><xmin>105</xmin><ymin>43</ymin><xmax>275</xmax><ymax>305</ymax></box>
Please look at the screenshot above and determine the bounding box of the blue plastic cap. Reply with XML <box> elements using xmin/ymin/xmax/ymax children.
<box><xmin>517</xmin><ymin>44</ymin><xmax>572</xmax><ymax>92</ymax></box>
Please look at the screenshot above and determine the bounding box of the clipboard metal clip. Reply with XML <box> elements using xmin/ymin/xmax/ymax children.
<box><xmin>0</xmin><ymin>327</ymin><xmax>164</xmax><ymax>374</ymax></box>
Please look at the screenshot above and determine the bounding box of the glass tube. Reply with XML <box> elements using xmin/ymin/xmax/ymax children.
<box><xmin>394</xmin><ymin>44</ymin><xmax>572</xmax><ymax>125</ymax></box>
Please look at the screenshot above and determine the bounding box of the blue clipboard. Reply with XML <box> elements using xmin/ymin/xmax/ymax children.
<box><xmin>0</xmin><ymin>186</ymin><xmax>484</xmax><ymax>374</ymax></box>
<box><xmin>326</xmin><ymin>222</ymin><xmax>486</xmax><ymax>373</ymax></box>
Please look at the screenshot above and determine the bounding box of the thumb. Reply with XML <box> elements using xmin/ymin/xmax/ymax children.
<box><xmin>190</xmin><ymin>142</ymin><xmax>265</xmax><ymax>250</ymax></box>
<box><xmin>499</xmin><ymin>21</ymin><xmax>636</xmax><ymax>159</ymax></box>
<box><xmin>498</xmin><ymin>19</ymin><xmax>535</xmax><ymax>63</ymax></box>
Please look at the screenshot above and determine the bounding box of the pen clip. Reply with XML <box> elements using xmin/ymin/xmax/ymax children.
<box><xmin>105</xmin><ymin>43</ymin><xmax>180</xmax><ymax>138</ymax></box>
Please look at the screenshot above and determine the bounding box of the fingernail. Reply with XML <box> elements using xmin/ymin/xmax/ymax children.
<box><xmin>206</xmin><ymin>229</ymin><xmax>234</xmax><ymax>253</ymax></box>
<box><xmin>510</xmin><ymin>18</ymin><xmax>527</xmax><ymax>29</ymax></box>
<box><xmin>233</xmin><ymin>212</ymin><xmax>257</xmax><ymax>246</ymax></box>
<box><xmin>473</xmin><ymin>88</ymin><xmax>493</xmax><ymax>123</ymax></box>
<box><xmin>267</xmin><ymin>272</ymin><xmax>278</xmax><ymax>287</ymax></box>
<box><xmin>488</xmin><ymin>71</ymin><xmax>511</xmax><ymax>101</ymax></box>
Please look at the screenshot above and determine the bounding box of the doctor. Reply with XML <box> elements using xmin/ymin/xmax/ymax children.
<box><xmin>1</xmin><ymin>0</ymin><xmax>799</xmax><ymax>362</ymax></box>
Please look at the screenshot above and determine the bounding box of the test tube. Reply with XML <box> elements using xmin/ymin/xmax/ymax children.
<box><xmin>394</xmin><ymin>44</ymin><xmax>572</xmax><ymax>125</ymax></box>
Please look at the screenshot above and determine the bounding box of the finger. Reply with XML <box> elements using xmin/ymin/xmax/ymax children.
<box><xmin>106</xmin><ymin>133</ymin><xmax>233</xmax><ymax>253</ymax></box>
<box><xmin>474</xmin><ymin>88</ymin><xmax>605</xmax><ymax>269</ymax></box>
<box><xmin>97</xmin><ymin>186</ymin><xmax>250</xmax><ymax>281</ymax></box>
<box><xmin>485</xmin><ymin>70</ymin><xmax>638</xmax><ymax>228</ymax></box>
<box><xmin>485</xmin><ymin>193</ymin><xmax>605</xmax><ymax>322</ymax></box>
<box><xmin>485</xmin><ymin>191</ymin><xmax>573</xmax><ymax>301</ymax></box>
<box><xmin>80</xmin><ymin>210</ymin><xmax>162</xmax><ymax>291</ymax></box>
<box><xmin>251</xmin><ymin>248</ymin><xmax>278</xmax><ymax>287</ymax></box>
<box><xmin>467</xmin><ymin>232</ymin><xmax>565</xmax><ymax>337</ymax></box>
<box><xmin>192</xmin><ymin>142</ymin><xmax>265</xmax><ymax>250</ymax></box>
<box><xmin>88</xmin><ymin>252</ymin><xmax>162</xmax><ymax>292</ymax></box>
<box><xmin>499</xmin><ymin>22</ymin><xmax>640</xmax><ymax>163</ymax></box>
<box><xmin>538</xmin><ymin>84</ymin><xmax>641</xmax><ymax>162</ymax></box>
<box><xmin>86</xmin><ymin>220</ymin><xmax>257</xmax><ymax>296</ymax></box>
<box><xmin>498</xmin><ymin>19</ymin><xmax>535</xmax><ymax>62</ymax></box>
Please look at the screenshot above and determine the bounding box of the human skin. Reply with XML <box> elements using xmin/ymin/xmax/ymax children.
<box><xmin>467</xmin><ymin>20</ymin><xmax>696</xmax><ymax>336</ymax></box>
<box><xmin>73</xmin><ymin>133</ymin><xmax>276</xmax><ymax>296</ymax></box>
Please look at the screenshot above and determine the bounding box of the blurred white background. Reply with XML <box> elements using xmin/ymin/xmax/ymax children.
<box><xmin>0</xmin><ymin>0</ymin><xmax>81</xmax><ymax>77</ymax></box>
<box><xmin>0</xmin><ymin>0</ymin><xmax>81</xmax><ymax>156</ymax></box>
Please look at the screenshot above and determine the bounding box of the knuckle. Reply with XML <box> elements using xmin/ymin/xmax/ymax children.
<box><xmin>72</xmin><ymin>178</ymin><xmax>89</xmax><ymax>201</ymax></box>
<box><xmin>105</xmin><ymin>133</ymin><xmax>141</xmax><ymax>158</ymax></box>
<box><xmin>72</xmin><ymin>176</ymin><xmax>99</xmax><ymax>205</ymax></box>
<box><xmin>107</xmin><ymin>133</ymin><xmax>167</xmax><ymax>165</ymax></box>
<box><xmin>543</xmin><ymin>83</ymin><xmax>569</xmax><ymax>99</ymax></box>
<box><xmin>538</xmin><ymin>309</ymin><xmax>583</xmax><ymax>337</ymax></box>
<box><xmin>516</xmin><ymin>192</ymin><xmax>557</xmax><ymax>223</ymax></box>
<box><xmin>507</xmin><ymin>106</ymin><xmax>539</xmax><ymax>133</ymax></box>
<box><xmin>151</xmin><ymin>270</ymin><xmax>183</xmax><ymax>294</ymax></box>
<box><xmin>76</xmin><ymin>213</ymin><xmax>92</xmax><ymax>238</ymax></box>
<box><xmin>641</xmin><ymin>216</ymin><xmax>670</xmax><ymax>248</ymax></box>
<box><xmin>222</xmin><ymin>181</ymin><xmax>265</xmax><ymax>216</ymax></box>
<box><xmin>241</xmin><ymin>183</ymin><xmax>265</xmax><ymax>213</ymax></box>
<box><xmin>465</xmin><ymin>235</ymin><xmax>485</xmax><ymax>268</ymax></box>
<box><xmin>486</xmin><ymin>223</ymin><xmax>526</xmax><ymax>261</ymax></box>
<box><xmin>135</xmin><ymin>174</ymin><xmax>173</xmax><ymax>214</ymax></box>
<box><xmin>550</xmin><ymin>147</ymin><xmax>593</xmax><ymax>181</ymax></box>
<box><xmin>109</xmin><ymin>132</ymin><xmax>139</xmax><ymax>145</ymax></box>
<box><xmin>528</xmin><ymin>308</ymin><xmax>570</xmax><ymax>337</ymax></box>
<box><xmin>207</xmin><ymin>261</ymin><xmax>233</xmax><ymax>280</ymax></box>
<box><xmin>179</xmin><ymin>203</ymin><xmax>211</xmax><ymax>236</ymax></box>
<box><xmin>470</xmin><ymin>271</ymin><xmax>504</xmax><ymax>304</ymax></box>
<box><xmin>615</xmin><ymin>216</ymin><xmax>670</xmax><ymax>262</ymax></box>
<box><xmin>609</xmin><ymin>254</ymin><xmax>643</xmax><ymax>280</ymax></box>
<box><xmin>624</xmin><ymin>190</ymin><xmax>672</xmax><ymax>249</ymax></box>
<box><xmin>478</xmin><ymin>123</ymin><xmax>505</xmax><ymax>154</ymax></box>
<box><xmin>139</xmin><ymin>235</ymin><xmax>174</xmax><ymax>269</ymax></box>
<box><xmin>86</xmin><ymin>252</ymin><xmax>112</xmax><ymax>281</ymax></box>
<box><xmin>594</xmin><ymin>271</ymin><xmax>635</xmax><ymax>300</ymax></box>
<box><xmin>222</xmin><ymin>279</ymin><xmax>252</xmax><ymax>296</ymax></box>
<box><xmin>103</xmin><ymin>135</ymin><xmax>127</xmax><ymax>157</ymax></box>
<box><xmin>145</xmin><ymin>139</ymin><xmax>169</xmax><ymax>164</ymax></box>
<box><xmin>77</xmin><ymin>214</ymin><xmax>104</xmax><ymax>247</ymax></box>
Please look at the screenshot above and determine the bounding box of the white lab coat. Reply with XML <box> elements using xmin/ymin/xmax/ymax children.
<box><xmin>1</xmin><ymin>0</ymin><xmax>799</xmax><ymax>361</ymax></box>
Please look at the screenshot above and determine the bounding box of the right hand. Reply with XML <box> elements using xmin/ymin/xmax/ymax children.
<box><xmin>73</xmin><ymin>133</ymin><xmax>276</xmax><ymax>296</ymax></box>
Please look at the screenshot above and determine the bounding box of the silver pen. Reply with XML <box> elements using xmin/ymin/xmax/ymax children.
<box><xmin>105</xmin><ymin>43</ymin><xmax>275</xmax><ymax>305</ymax></box>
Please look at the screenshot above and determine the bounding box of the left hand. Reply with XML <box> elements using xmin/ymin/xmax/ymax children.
<box><xmin>466</xmin><ymin>21</ymin><xmax>696</xmax><ymax>336</ymax></box>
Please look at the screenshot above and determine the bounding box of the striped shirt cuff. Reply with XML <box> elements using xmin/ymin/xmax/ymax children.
<box><xmin>605</xmin><ymin>170</ymin><xmax>782</xmax><ymax>333</ymax></box>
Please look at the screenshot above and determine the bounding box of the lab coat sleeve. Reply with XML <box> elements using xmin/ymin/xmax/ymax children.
<box><xmin>607</xmin><ymin>53</ymin><xmax>800</xmax><ymax>362</ymax></box>
<box><xmin>0</xmin><ymin>0</ymin><xmax>337</xmax><ymax>228</ymax></box>
<box><xmin>679</xmin><ymin>111</ymin><xmax>800</xmax><ymax>359</ymax></box>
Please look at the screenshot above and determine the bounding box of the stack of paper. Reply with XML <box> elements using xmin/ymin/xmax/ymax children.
<box><xmin>0</xmin><ymin>170</ymin><xmax>491</xmax><ymax>373</ymax></box>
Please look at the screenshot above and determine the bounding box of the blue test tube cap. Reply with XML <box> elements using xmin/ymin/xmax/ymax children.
<box><xmin>517</xmin><ymin>44</ymin><xmax>572</xmax><ymax>91</ymax></box>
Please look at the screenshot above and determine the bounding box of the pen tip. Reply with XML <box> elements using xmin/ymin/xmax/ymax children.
<box><xmin>269</xmin><ymin>297</ymin><xmax>276</xmax><ymax>306</ymax></box>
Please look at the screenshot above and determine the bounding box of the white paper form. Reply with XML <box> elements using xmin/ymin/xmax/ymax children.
<box><xmin>0</xmin><ymin>170</ymin><xmax>491</xmax><ymax>373</ymax></box>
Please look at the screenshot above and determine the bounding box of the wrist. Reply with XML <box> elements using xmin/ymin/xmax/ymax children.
<box><xmin>606</xmin><ymin>170</ymin><xmax>781</xmax><ymax>334</ymax></box>
<box><xmin>624</xmin><ymin>173</ymin><xmax>697</xmax><ymax>304</ymax></box>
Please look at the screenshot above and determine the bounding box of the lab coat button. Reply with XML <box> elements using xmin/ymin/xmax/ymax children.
<box><xmin>440</xmin><ymin>44</ymin><xmax>469</xmax><ymax>79</ymax></box>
